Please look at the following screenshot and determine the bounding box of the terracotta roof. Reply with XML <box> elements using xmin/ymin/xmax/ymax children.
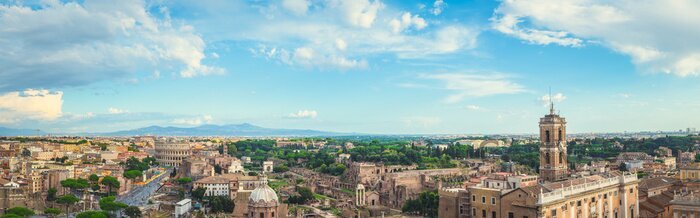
<box><xmin>639</xmin><ymin>177</ymin><xmax>678</xmax><ymax>191</ymax></box>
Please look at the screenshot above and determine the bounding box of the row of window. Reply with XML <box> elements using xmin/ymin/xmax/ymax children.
<box><xmin>472</xmin><ymin>195</ymin><xmax>497</xmax><ymax>205</ymax></box>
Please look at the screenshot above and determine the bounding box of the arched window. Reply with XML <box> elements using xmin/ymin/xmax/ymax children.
<box><xmin>545</xmin><ymin>130</ymin><xmax>550</xmax><ymax>142</ymax></box>
<box><xmin>545</xmin><ymin>153</ymin><xmax>551</xmax><ymax>164</ymax></box>
<box><xmin>559</xmin><ymin>129</ymin><xmax>563</xmax><ymax>141</ymax></box>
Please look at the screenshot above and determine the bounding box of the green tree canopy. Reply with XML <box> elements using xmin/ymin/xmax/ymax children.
<box><xmin>5</xmin><ymin>207</ymin><xmax>35</xmax><ymax>217</ymax></box>
<box><xmin>124</xmin><ymin>206</ymin><xmax>142</xmax><ymax>218</ymax></box>
<box><xmin>402</xmin><ymin>190</ymin><xmax>438</xmax><ymax>218</ymax></box>
<box><xmin>100</xmin><ymin>176</ymin><xmax>120</xmax><ymax>194</ymax></box>
<box><xmin>176</xmin><ymin>177</ymin><xmax>192</xmax><ymax>185</ymax></box>
<box><xmin>123</xmin><ymin>170</ymin><xmax>143</xmax><ymax>180</ymax></box>
<box><xmin>99</xmin><ymin>196</ymin><xmax>128</xmax><ymax>212</ymax></box>
<box><xmin>76</xmin><ymin>211</ymin><xmax>109</xmax><ymax>218</ymax></box>
<box><xmin>44</xmin><ymin>208</ymin><xmax>61</xmax><ymax>216</ymax></box>
<box><xmin>89</xmin><ymin>174</ymin><xmax>100</xmax><ymax>183</ymax></box>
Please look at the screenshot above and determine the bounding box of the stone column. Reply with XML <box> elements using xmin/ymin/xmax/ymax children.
<box><xmin>620</xmin><ymin>188</ymin><xmax>628</xmax><ymax>218</ymax></box>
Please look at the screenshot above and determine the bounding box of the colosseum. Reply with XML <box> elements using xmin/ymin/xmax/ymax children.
<box><xmin>154</xmin><ymin>142</ymin><xmax>192</xmax><ymax>166</ymax></box>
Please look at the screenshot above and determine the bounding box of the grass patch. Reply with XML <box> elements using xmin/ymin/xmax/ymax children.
<box><xmin>268</xmin><ymin>180</ymin><xmax>289</xmax><ymax>190</ymax></box>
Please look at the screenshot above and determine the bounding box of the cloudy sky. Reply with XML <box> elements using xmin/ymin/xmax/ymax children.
<box><xmin>2</xmin><ymin>0</ymin><xmax>700</xmax><ymax>134</ymax></box>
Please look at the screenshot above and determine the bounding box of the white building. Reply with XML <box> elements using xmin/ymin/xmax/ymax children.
<box><xmin>174</xmin><ymin>199</ymin><xmax>192</xmax><ymax>218</ymax></box>
<box><xmin>263</xmin><ymin>161</ymin><xmax>274</xmax><ymax>173</ymax></box>
<box><xmin>228</xmin><ymin>159</ymin><xmax>245</xmax><ymax>173</ymax></box>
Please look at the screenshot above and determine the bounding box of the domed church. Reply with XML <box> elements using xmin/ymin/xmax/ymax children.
<box><xmin>248</xmin><ymin>179</ymin><xmax>288</xmax><ymax>218</ymax></box>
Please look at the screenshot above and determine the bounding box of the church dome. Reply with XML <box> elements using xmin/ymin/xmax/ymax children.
<box><xmin>249</xmin><ymin>184</ymin><xmax>279</xmax><ymax>206</ymax></box>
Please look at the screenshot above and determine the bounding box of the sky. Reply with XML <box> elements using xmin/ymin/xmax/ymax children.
<box><xmin>2</xmin><ymin>0</ymin><xmax>700</xmax><ymax>134</ymax></box>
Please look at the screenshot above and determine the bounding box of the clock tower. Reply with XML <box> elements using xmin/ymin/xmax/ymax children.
<box><xmin>539</xmin><ymin>100</ymin><xmax>568</xmax><ymax>182</ymax></box>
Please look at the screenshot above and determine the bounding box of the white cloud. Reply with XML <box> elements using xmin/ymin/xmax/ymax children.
<box><xmin>430</xmin><ymin>0</ymin><xmax>446</xmax><ymax>15</ymax></box>
<box><xmin>0</xmin><ymin>0</ymin><xmax>222</xmax><ymax>91</ymax></box>
<box><xmin>419</xmin><ymin>73</ymin><xmax>526</xmax><ymax>103</ymax></box>
<box><xmin>186</xmin><ymin>0</ymin><xmax>477</xmax><ymax>69</ymax></box>
<box><xmin>287</xmin><ymin>110</ymin><xmax>318</xmax><ymax>119</ymax></box>
<box><xmin>540</xmin><ymin>93</ymin><xmax>566</xmax><ymax>106</ymax></box>
<box><xmin>402</xmin><ymin>116</ymin><xmax>441</xmax><ymax>128</ymax></box>
<box><xmin>282</xmin><ymin>0</ymin><xmax>310</xmax><ymax>15</ymax></box>
<box><xmin>172</xmin><ymin>115</ymin><xmax>213</xmax><ymax>126</ymax></box>
<box><xmin>107</xmin><ymin>107</ymin><xmax>128</xmax><ymax>114</ymax></box>
<box><xmin>389</xmin><ymin>12</ymin><xmax>427</xmax><ymax>33</ymax></box>
<box><xmin>335</xmin><ymin>38</ymin><xmax>348</xmax><ymax>51</ymax></box>
<box><xmin>0</xmin><ymin>89</ymin><xmax>63</xmax><ymax>123</ymax></box>
<box><xmin>492</xmin><ymin>0</ymin><xmax>700</xmax><ymax>76</ymax></box>
<box><xmin>331</xmin><ymin>0</ymin><xmax>383</xmax><ymax>28</ymax></box>
<box><xmin>255</xmin><ymin>46</ymin><xmax>368</xmax><ymax>69</ymax></box>
<box><xmin>465</xmin><ymin>105</ymin><xmax>481</xmax><ymax>110</ymax></box>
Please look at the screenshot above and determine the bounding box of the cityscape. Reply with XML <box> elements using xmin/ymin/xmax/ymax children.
<box><xmin>1</xmin><ymin>0</ymin><xmax>700</xmax><ymax>218</ymax></box>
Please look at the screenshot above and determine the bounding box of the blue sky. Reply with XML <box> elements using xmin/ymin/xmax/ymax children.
<box><xmin>2</xmin><ymin>0</ymin><xmax>700</xmax><ymax>134</ymax></box>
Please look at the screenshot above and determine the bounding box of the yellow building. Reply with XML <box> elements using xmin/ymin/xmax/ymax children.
<box><xmin>679</xmin><ymin>164</ymin><xmax>700</xmax><ymax>181</ymax></box>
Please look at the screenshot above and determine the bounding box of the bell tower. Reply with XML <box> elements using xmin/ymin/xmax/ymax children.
<box><xmin>539</xmin><ymin>97</ymin><xmax>568</xmax><ymax>182</ymax></box>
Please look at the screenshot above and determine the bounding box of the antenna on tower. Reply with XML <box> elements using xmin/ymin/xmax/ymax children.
<box><xmin>549</xmin><ymin>87</ymin><xmax>555</xmax><ymax>115</ymax></box>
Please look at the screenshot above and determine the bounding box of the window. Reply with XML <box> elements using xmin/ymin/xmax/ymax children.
<box><xmin>551</xmin><ymin>209</ymin><xmax>557</xmax><ymax>217</ymax></box>
<box><xmin>604</xmin><ymin>194</ymin><xmax>608</xmax><ymax>199</ymax></box>
<box><xmin>472</xmin><ymin>208</ymin><xmax>476</xmax><ymax>216</ymax></box>
<box><xmin>629</xmin><ymin>188</ymin><xmax>634</xmax><ymax>194</ymax></box>
<box><xmin>546</xmin><ymin>130</ymin><xmax>550</xmax><ymax>142</ymax></box>
<box><xmin>559</xmin><ymin>129</ymin><xmax>563</xmax><ymax>141</ymax></box>
<box><xmin>559</xmin><ymin>152</ymin><xmax>563</xmax><ymax>164</ymax></box>
<box><xmin>482</xmin><ymin>196</ymin><xmax>486</xmax><ymax>203</ymax></box>
<box><xmin>482</xmin><ymin>210</ymin><xmax>486</xmax><ymax>218</ymax></box>
<box><xmin>259</xmin><ymin>213</ymin><xmax>264</xmax><ymax>218</ymax></box>
<box><xmin>492</xmin><ymin>211</ymin><xmax>497</xmax><ymax>218</ymax></box>
<box><xmin>460</xmin><ymin>205</ymin><xmax>465</xmax><ymax>214</ymax></box>
<box><xmin>546</xmin><ymin>153</ymin><xmax>551</xmax><ymax>164</ymax></box>
<box><xmin>272</xmin><ymin>212</ymin><xmax>275</xmax><ymax>217</ymax></box>
<box><xmin>473</xmin><ymin>195</ymin><xmax>476</xmax><ymax>202</ymax></box>
<box><xmin>509</xmin><ymin>212</ymin><xmax>514</xmax><ymax>218</ymax></box>
<box><xmin>492</xmin><ymin>197</ymin><xmax>496</xmax><ymax>205</ymax></box>
<box><xmin>577</xmin><ymin>201</ymin><xmax>581</xmax><ymax>207</ymax></box>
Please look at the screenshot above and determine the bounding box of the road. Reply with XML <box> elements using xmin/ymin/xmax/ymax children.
<box><xmin>118</xmin><ymin>169</ymin><xmax>170</xmax><ymax>206</ymax></box>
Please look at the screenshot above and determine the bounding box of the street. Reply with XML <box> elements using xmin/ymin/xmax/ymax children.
<box><xmin>117</xmin><ymin>169</ymin><xmax>170</xmax><ymax>206</ymax></box>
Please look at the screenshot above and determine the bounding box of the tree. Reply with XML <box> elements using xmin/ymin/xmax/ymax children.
<box><xmin>1</xmin><ymin>214</ymin><xmax>22</xmax><ymax>218</ymax></box>
<box><xmin>61</xmin><ymin>178</ymin><xmax>89</xmax><ymax>192</ymax></box>
<box><xmin>44</xmin><ymin>208</ymin><xmax>61</xmax><ymax>217</ymax></box>
<box><xmin>5</xmin><ymin>207</ymin><xmax>35</xmax><ymax>217</ymax></box>
<box><xmin>207</xmin><ymin>196</ymin><xmax>234</xmax><ymax>213</ymax></box>
<box><xmin>47</xmin><ymin>188</ymin><xmax>57</xmax><ymax>201</ymax></box>
<box><xmin>620</xmin><ymin>162</ymin><xmax>628</xmax><ymax>172</ymax></box>
<box><xmin>176</xmin><ymin>177</ymin><xmax>192</xmax><ymax>185</ymax></box>
<box><xmin>99</xmin><ymin>196</ymin><xmax>128</xmax><ymax>213</ymax></box>
<box><xmin>273</xmin><ymin>165</ymin><xmax>289</xmax><ymax>173</ymax></box>
<box><xmin>192</xmin><ymin>187</ymin><xmax>206</xmax><ymax>200</ymax></box>
<box><xmin>21</xmin><ymin>148</ymin><xmax>31</xmax><ymax>157</ymax></box>
<box><xmin>402</xmin><ymin>190</ymin><xmax>439</xmax><ymax>217</ymax></box>
<box><xmin>287</xmin><ymin>186</ymin><xmax>314</xmax><ymax>204</ymax></box>
<box><xmin>89</xmin><ymin>174</ymin><xmax>100</xmax><ymax>183</ymax></box>
<box><xmin>124</xmin><ymin>206</ymin><xmax>142</xmax><ymax>218</ymax></box>
<box><xmin>100</xmin><ymin>176</ymin><xmax>120</xmax><ymax>194</ymax></box>
<box><xmin>56</xmin><ymin>194</ymin><xmax>80</xmax><ymax>212</ymax></box>
<box><xmin>76</xmin><ymin>211</ymin><xmax>109</xmax><ymax>218</ymax></box>
<box><xmin>123</xmin><ymin>170</ymin><xmax>143</xmax><ymax>180</ymax></box>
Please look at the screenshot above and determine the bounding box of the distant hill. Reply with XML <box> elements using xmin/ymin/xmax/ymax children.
<box><xmin>0</xmin><ymin>127</ymin><xmax>46</xmax><ymax>136</ymax></box>
<box><xmin>92</xmin><ymin>123</ymin><xmax>345</xmax><ymax>136</ymax></box>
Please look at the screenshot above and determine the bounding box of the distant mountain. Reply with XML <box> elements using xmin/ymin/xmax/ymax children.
<box><xmin>0</xmin><ymin>127</ymin><xmax>46</xmax><ymax>136</ymax></box>
<box><xmin>93</xmin><ymin>123</ymin><xmax>345</xmax><ymax>136</ymax></box>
